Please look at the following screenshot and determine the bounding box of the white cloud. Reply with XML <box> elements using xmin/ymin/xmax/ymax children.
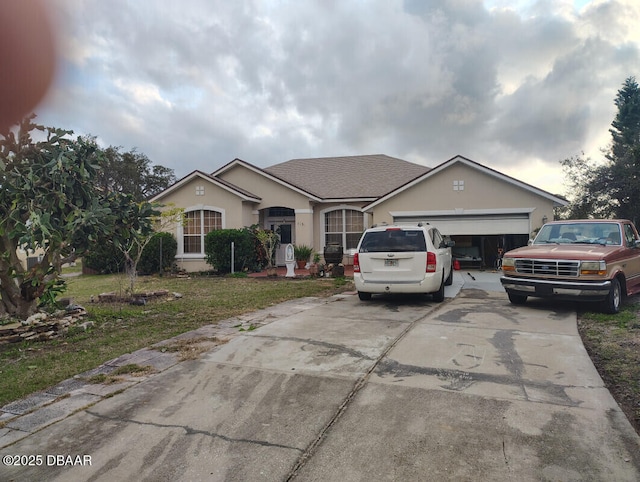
<box><xmin>34</xmin><ymin>0</ymin><xmax>640</xmax><ymax>197</ymax></box>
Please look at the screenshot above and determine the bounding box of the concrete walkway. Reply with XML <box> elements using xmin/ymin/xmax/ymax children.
<box><xmin>1</xmin><ymin>271</ymin><xmax>639</xmax><ymax>481</ymax></box>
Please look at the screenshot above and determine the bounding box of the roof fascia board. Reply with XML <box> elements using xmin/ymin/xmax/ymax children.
<box><xmin>213</xmin><ymin>158</ymin><xmax>322</xmax><ymax>202</ymax></box>
<box><xmin>321</xmin><ymin>197</ymin><xmax>378</xmax><ymax>204</ymax></box>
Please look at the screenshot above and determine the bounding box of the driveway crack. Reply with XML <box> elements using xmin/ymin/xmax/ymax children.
<box><xmin>85</xmin><ymin>410</ymin><xmax>303</xmax><ymax>452</ymax></box>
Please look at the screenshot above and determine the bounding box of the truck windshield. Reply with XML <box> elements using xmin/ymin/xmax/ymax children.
<box><xmin>533</xmin><ymin>222</ymin><xmax>621</xmax><ymax>245</ymax></box>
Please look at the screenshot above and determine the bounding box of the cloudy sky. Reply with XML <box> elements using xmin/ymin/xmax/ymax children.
<box><xmin>37</xmin><ymin>0</ymin><xmax>640</xmax><ymax>196</ymax></box>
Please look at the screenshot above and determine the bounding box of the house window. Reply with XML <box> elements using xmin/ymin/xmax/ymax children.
<box><xmin>453</xmin><ymin>180</ymin><xmax>464</xmax><ymax>191</ymax></box>
<box><xmin>195</xmin><ymin>186</ymin><xmax>205</xmax><ymax>196</ymax></box>
<box><xmin>183</xmin><ymin>210</ymin><xmax>222</xmax><ymax>253</ymax></box>
<box><xmin>325</xmin><ymin>209</ymin><xmax>364</xmax><ymax>250</ymax></box>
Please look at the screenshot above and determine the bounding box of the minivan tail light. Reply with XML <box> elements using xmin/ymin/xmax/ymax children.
<box><xmin>426</xmin><ymin>252</ymin><xmax>437</xmax><ymax>272</ymax></box>
<box><xmin>353</xmin><ymin>252</ymin><xmax>360</xmax><ymax>273</ymax></box>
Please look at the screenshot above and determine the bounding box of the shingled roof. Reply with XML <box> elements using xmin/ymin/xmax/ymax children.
<box><xmin>264</xmin><ymin>154</ymin><xmax>431</xmax><ymax>200</ymax></box>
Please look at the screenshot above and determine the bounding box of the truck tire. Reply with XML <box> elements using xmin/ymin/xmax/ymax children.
<box><xmin>601</xmin><ymin>278</ymin><xmax>621</xmax><ymax>314</ymax></box>
<box><xmin>508</xmin><ymin>293</ymin><xmax>527</xmax><ymax>305</ymax></box>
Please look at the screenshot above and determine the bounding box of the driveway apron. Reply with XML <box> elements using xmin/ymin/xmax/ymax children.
<box><xmin>2</xmin><ymin>273</ymin><xmax>640</xmax><ymax>481</ymax></box>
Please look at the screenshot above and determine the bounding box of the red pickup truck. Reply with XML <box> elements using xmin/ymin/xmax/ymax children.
<box><xmin>500</xmin><ymin>219</ymin><xmax>640</xmax><ymax>313</ymax></box>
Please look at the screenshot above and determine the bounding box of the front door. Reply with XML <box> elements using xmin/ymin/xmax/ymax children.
<box><xmin>271</xmin><ymin>222</ymin><xmax>293</xmax><ymax>266</ymax></box>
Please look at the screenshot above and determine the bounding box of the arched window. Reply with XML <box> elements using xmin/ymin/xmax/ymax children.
<box><xmin>324</xmin><ymin>208</ymin><xmax>364</xmax><ymax>250</ymax></box>
<box><xmin>183</xmin><ymin>209</ymin><xmax>222</xmax><ymax>254</ymax></box>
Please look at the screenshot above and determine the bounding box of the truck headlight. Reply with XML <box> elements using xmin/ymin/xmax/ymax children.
<box><xmin>502</xmin><ymin>257</ymin><xmax>515</xmax><ymax>272</ymax></box>
<box><xmin>580</xmin><ymin>260</ymin><xmax>606</xmax><ymax>276</ymax></box>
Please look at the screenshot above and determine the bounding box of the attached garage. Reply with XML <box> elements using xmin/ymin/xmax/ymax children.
<box><xmin>391</xmin><ymin>209</ymin><xmax>533</xmax><ymax>268</ymax></box>
<box><xmin>365</xmin><ymin>156</ymin><xmax>567</xmax><ymax>269</ymax></box>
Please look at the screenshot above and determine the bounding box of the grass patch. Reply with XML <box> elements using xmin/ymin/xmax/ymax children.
<box><xmin>578</xmin><ymin>299</ymin><xmax>640</xmax><ymax>435</ymax></box>
<box><xmin>0</xmin><ymin>273</ymin><xmax>352</xmax><ymax>407</ymax></box>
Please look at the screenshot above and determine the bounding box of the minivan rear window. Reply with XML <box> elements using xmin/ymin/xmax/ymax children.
<box><xmin>359</xmin><ymin>229</ymin><xmax>427</xmax><ymax>253</ymax></box>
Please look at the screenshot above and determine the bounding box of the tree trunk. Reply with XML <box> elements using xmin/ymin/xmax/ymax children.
<box><xmin>0</xmin><ymin>285</ymin><xmax>38</xmax><ymax>320</ymax></box>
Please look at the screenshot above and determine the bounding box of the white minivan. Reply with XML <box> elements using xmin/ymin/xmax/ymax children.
<box><xmin>353</xmin><ymin>223</ymin><xmax>454</xmax><ymax>301</ymax></box>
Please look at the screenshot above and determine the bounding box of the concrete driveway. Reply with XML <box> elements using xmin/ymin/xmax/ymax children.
<box><xmin>2</xmin><ymin>271</ymin><xmax>640</xmax><ymax>481</ymax></box>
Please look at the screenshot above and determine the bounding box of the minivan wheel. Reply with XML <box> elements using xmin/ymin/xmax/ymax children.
<box><xmin>358</xmin><ymin>291</ymin><xmax>372</xmax><ymax>301</ymax></box>
<box><xmin>444</xmin><ymin>263</ymin><xmax>453</xmax><ymax>286</ymax></box>
<box><xmin>432</xmin><ymin>275</ymin><xmax>445</xmax><ymax>302</ymax></box>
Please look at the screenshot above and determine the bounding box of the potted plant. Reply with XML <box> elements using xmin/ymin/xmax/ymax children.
<box><xmin>255</xmin><ymin>228</ymin><xmax>280</xmax><ymax>276</ymax></box>
<box><xmin>309</xmin><ymin>252</ymin><xmax>322</xmax><ymax>276</ymax></box>
<box><xmin>294</xmin><ymin>244</ymin><xmax>314</xmax><ymax>269</ymax></box>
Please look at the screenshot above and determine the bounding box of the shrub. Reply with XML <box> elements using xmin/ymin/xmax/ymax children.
<box><xmin>138</xmin><ymin>232</ymin><xmax>177</xmax><ymax>275</ymax></box>
<box><xmin>205</xmin><ymin>229</ymin><xmax>258</xmax><ymax>273</ymax></box>
<box><xmin>83</xmin><ymin>243</ymin><xmax>126</xmax><ymax>274</ymax></box>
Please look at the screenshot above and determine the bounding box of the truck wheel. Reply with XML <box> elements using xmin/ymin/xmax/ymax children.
<box><xmin>601</xmin><ymin>278</ymin><xmax>621</xmax><ymax>314</ymax></box>
<box><xmin>508</xmin><ymin>293</ymin><xmax>527</xmax><ymax>305</ymax></box>
<box><xmin>358</xmin><ymin>291</ymin><xmax>372</xmax><ymax>301</ymax></box>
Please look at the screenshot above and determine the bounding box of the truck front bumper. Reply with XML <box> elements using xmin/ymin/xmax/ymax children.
<box><xmin>500</xmin><ymin>275</ymin><xmax>612</xmax><ymax>301</ymax></box>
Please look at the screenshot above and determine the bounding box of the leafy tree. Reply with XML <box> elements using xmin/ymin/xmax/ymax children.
<box><xmin>107</xmin><ymin>200</ymin><xmax>185</xmax><ymax>294</ymax></box>
<box><xmin>0</xmin><ymin>115</ymin><xmax>114</xmax><ymax>318</ymax></box>
<box><xmin>95</xmin><ymin>146</ymin><xmax>176</xmax><ymax>201</ymax></box>
<box><xmin>560</xmin><ymin>155</ymin><xmax>615</xmax><ymax>219</ymax></box>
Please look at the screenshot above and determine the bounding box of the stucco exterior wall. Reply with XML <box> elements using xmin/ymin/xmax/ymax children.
<box><xmin>220</xmin><ymin>165</ymin><xmax>312</xmax><ymax>210</ymax></box>
<box><xmin>221</xmin><ymin>164</ymin><xmax>320</xmax><ymax>256</ymax></box>
<box><xmin>370</xmin><ymin>163</ymin><xmax>555</xmax><ymax>233</ymax></box>
<box><xmin>158</xmin><ymin>177</ymin><xmax>248</xmax><ymax>229</ymax></box>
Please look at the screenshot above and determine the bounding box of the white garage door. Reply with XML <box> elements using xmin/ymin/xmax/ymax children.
<box><xmin>393</xmin><ymin>213</ymin><xmax>530</xmax><ymax>236</ymax></box>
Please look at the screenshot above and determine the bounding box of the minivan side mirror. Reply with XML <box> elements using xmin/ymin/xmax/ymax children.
<box><xmin>444</xmin><ymin>240</ymin><xmax>455</xmax><ymax>248</ymax></box>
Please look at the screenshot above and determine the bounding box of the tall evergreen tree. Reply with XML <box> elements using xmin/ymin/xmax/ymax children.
<box><xmin>561</xmin><ymin>77</ymin><xmax>640</xmax><ymax>221</ymax></box>
<box><xmin>606</xmin><ymin>77</ymin><xmax>640</xmax><ymax>222</ymax></box>
<box><xmin>608</xmin><ymin>77</ymin><xmax>640</xmax><ymax>161</ymax></box>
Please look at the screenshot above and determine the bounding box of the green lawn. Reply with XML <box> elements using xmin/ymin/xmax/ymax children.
<box><xmin>0</xmin><ymin>271</ymin><xmax>351</xmax><ymax>407</ymax></box>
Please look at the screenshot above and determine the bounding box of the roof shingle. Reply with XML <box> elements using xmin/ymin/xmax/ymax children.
<box><xmin>264</xmin><ymin>154</ymin><xmax>430</xmax><ymax>199</ymax></box>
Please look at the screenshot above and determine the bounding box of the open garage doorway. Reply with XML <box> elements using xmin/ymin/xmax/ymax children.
<box><xmin>451</xmin><ymin>234</ymin><xmax>529</xmax><ymax>269</ymax></box>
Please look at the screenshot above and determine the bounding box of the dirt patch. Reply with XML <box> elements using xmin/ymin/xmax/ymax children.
<box><xmin>577</xmin><ymin>300</ymin><xmax>640</xmax><ymax>436</ymax></box>
<box><xmin>153</xmin><ymin>336</ymin><xmax>226</xmax><ymax>361</ymax></box>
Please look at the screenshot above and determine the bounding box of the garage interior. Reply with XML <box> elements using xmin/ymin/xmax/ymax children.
<box><xmin>450</xmin><ymin>234</ymin><xmax>529</xmax><ymax>269</ymax></box>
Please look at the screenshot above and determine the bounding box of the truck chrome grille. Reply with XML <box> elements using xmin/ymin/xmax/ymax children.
<box><xmin>515</xmin><ymin>259</ymin><xmax>580</xmax><ymax>276</ymax></box>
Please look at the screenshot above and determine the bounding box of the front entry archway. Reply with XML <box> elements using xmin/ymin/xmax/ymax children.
<box><xmin>263</xmin><ymin>207</ymin><xmax>295</xmax><ymax>266</ymax></box>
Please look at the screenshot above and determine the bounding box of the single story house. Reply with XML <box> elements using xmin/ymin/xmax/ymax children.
<box><xmin>150</xmin><ymin>154</ymin><xmax>568</xmax><ymax>272</ymax></box>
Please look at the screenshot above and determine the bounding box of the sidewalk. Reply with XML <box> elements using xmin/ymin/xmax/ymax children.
<box><xmin>247</xmin><ymin>265</ymin><xmax>354</xmax><ymax>278</ymax></box>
